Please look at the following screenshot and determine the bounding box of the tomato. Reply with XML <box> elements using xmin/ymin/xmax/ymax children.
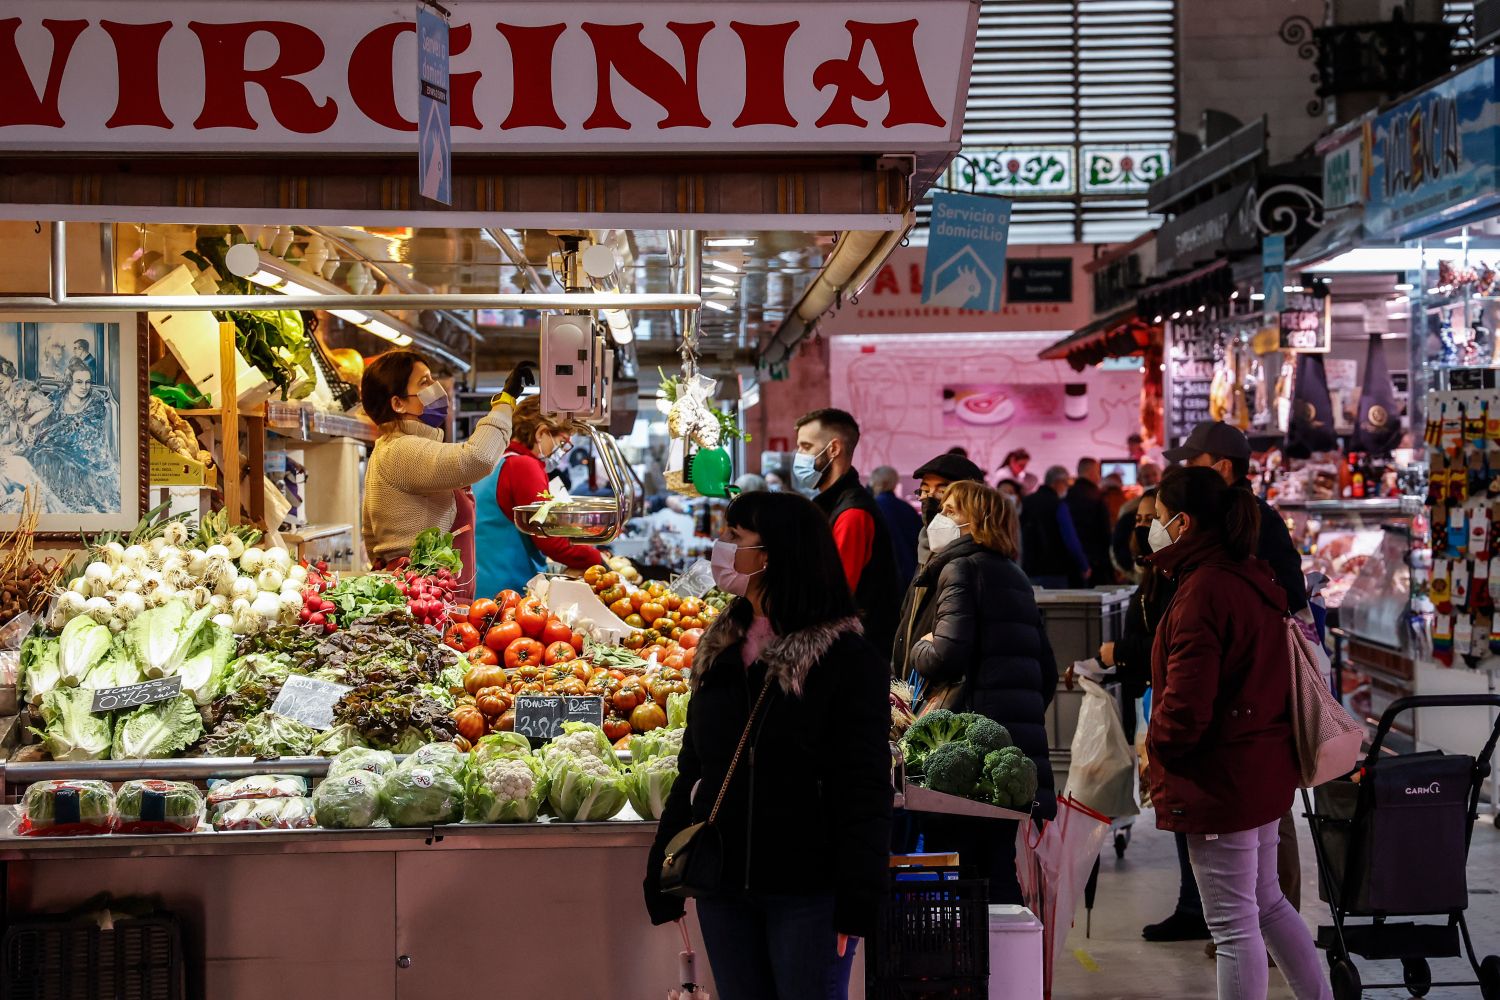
<box><xmin>497</xmin><ymin>589</ymin><xmax>522</xmax><ymax>611</ymax></box>
<box><xmin>664</xmin><ymin>594</ymin><xmax>682</xmax><ymax>612</ymax></box>
<box><xmin>679</xmin><ymin>616</ymin><xmax>703</xmax><ymax>631</ymax></box>
<box><xmin>640</xmin><ymin>601</ymin><xmax>666</xmax><ymax>624</ymax></box>
<box><xmin>630</xmin><ymin>591</ymin><xmax>648</xmax><ymax>612</ymax></box>
<box><xmin>599</xmin><ymin>585</ymin><xmax>627</xmax><ymax>606</ymax></box>
<box><xmin>494</xmin><ymin>710</ymin><xmax>515</xmax><ymax>733</ymax></box>
<box><xmin>571</xmin><ymin>660</ymin><xmax>591</xmax><ymax>681</ymax></box>
<box><xmin>443</xmin><ymin>630</ymin><xmax>466</xmax><ymax>653</ymax></box>
<box><xmin>679</xmin><ymin>646</ymin><xmax>696</xmax><ymax>669</ymax></box>
<box><xmin>485</xmin><ymin>621</ymin><xmax>523</xmax><ymax>651</ymax></box>
<box><xmin>622</xmin><ymin>631</ymin><xmax>646</xmax><ymax>650</ymax></box>
<box><xmin>505</xmin><ymin>637</ymin><xmax>547</xmax><ymax>669</ymax></box>
<box><xmin>603</xmin><ymin>716</ymin><xmax>632</xmax><ymax>742</ymax></box>
<box><xmin>609</xmin><ymin>598</ymin><xmax>634</xmax><ymax>620</ymax></box>
<box><xmin>476</xmin><ymin>687</ymin><xmax>510</xmax><ymax>717</ymax></box>
<box><xmin>570</xmin><ymin>630</ymin><xmax>585</xmax><ymax>653</ymax></box>
<box><xmin>652</xmin><ymin>618</ymin><xmax>674</xmax><ymax>632</ymax></box>
<box><xmin>464</xmin><ymin>663</ymin><xmax>507</xmax><ymax>695</ymax></box>
<box><xmin>631</xmin><ymin>701</ymin><xmax>668</xmax><ymax>732</ymax></box>
<box><xmin>680</xmin><ymin>597</ymin><xmax>704</xmax><ymax>618</ymax></box>
<box><xmin>679</xmin><ymin>628</ymin><xmax>704</xmax><ymax>649</ymax></box>
<box><xmin>452</xmin><ymin>706</ymin><xmax>486</xmax><ymax>743</ymax></box>
<box><xmin>559</xmin><ymin>677</ymin><xmax>588</xmax><ymax>697</ymax></box>
<box><xmin>624</xmin><ymin>613</ymin><xmax>646</xmax><ymax>629</ymax></box>
<box><xmin>542</xmin><ymin>618</ymin><xmax>573</xmax><ymax>646</ymax></box>
<box><xmin>613</xmin><ymin>687</ymin><xmax>641</xmax><ymax>713</ymax></box>
<box><xmin>466</xmin><ymin>646</ymin><xmax>499</xmax><ymax>667</ymax></box>
<box><xmin>515</xmin><ymin>663</ymin><xmax>541</xmax><ymax>683</ymax></box>
<box><xmin>544</xmin><ymin>641</ymin><xmax>579</xmax><ymax>665</ymax></box>
<box><xmin>599</xmin><ymin>571</ymin><xmax>621</xmax><ymax>588</ymax></box>
<box><xmin>647</xmin><ymin>582</ymin><xmax>667</xmax><ymax>598</ymax></box>
<box><xmin>449</xmin><ymin>604</ymin><xmax>471</xmax><ymax>624</ymax></box>
<box><xmin>447</xmin><ymin>622</ymin><xmax>480</xmax><ymax>651</ymax></box>
<box><xmin>468</xmin><ymin>598</ymin><xmax>499</xmax><ymax>627</ymax></box>
<box><xmin>583</xmin><ymin>565</ymin><xmax>605</xmax><ymax>587</ymax></box>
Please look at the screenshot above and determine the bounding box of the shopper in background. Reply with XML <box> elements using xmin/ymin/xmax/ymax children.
<box><xmin>897</xmin><ymin>482</ymin><xmax>1057</xmax><ymax>899</ymax></box>
<box><xmin>361</xmin><ymin>351</ymin><xmax>531</xmax><ymax>598</ymax></box>
<box><xmin>1138</xmin><ymin>460</ymin><xmax>1163</xmax><ymax>489</ymax></box>
<box><xmin>910</xmin><ymin>452</ymin><xmax>987</xmax><ymax>571</ymax></box>
<box><xmin>735</xmin><ymin>473</ymin><xmax>768</xmax><ymax>494</ymax></box>
<box><xmin>1067</xmin><ymin>457</ymin><xmax>1114</xmax><ymax>585</ymax></box>
<box><xmin>995</xmin><ymin>448</ymin><xmax>1038</xmax><ymax>494</ymax></box>
<box><xmin>764</xmin><ymin>471</ymin><xmax>786</xmax><ymax>493</ymax></box>
<box><xmin>870</xmin><ymin>465</ymin><xmax>921</xmax><ymax>591</ymax></box>
<box><xmin>643</xmin><ymin>491</ymin><xmax>892</xmax><ymax>1000</ymax></box>
<box><xmin>1146</xmin><ymin>466</ymin><xmax>1330</xmax><ymax>1000</ymax></box>
<box><xmin>1020</xmin><ymin>466</ymin><xmax>1090</xmax><ymax>588</ymax></box>
<box><xmin>1095</xmin><ymin>489</ymin><xmax>1209</xmax><ymax>943</ymax></box>
<box><xmin>473</xmin><ymin>395</ymin><xmax>606</xmax><ymax>599</ymax></box>
<box><xmin>793</xmin><ymin>409</ymin><xmax>901</xmax><ymax>654</ymax></box>
<box><xmin>1101</xmin><ymin>472</ymin><xmax>1128</xmax><ymax>525</ymax></box>
<box><xmin>1164</xmin><ymin>420</ymin><xmax>1309</xmax><ymax>921</ymax></box>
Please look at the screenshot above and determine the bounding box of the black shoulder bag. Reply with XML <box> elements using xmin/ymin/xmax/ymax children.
<box><xmin>659</xmin><ymin>681</ymin><xmax>772</xmax><ymax>899</ymax></box>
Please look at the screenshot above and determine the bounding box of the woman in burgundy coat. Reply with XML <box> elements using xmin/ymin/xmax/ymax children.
<box><xmin>1146</xmin><ymin>466</ymin><xmax>1330</xmax><ymax>1000</ymax></box>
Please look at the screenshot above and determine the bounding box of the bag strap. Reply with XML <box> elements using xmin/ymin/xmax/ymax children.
<box><xmin>706</xmin><ymin>680</ymin><xmax>773</xmax><ymax>826</ymax></box>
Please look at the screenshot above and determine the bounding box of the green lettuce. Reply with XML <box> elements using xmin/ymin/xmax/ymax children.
<box><xmin>381</xmin><ymin>763</ymin><xmax>464</xmax><ymax>826</ymax></box>
<box><xmin>116</xmin><ymin>779</ymin><xmax>204</xmax><ymax>832</ymax></box>
<box><xmin>18</xmin><ymin>636</ymin><xmax>61</xmax><ymax>707</ymax></box>
<box><xmin>59</xmin><ymin>615</ymin><xmax>112</xmax><ymax>687</ymax></box>
<box><xmin>82</xmin><ymin>646</ymin><xmax>142</xmax><ymax>691</ymax></box>
<box><xmin>624</xmin><ymin>754</ymin><xmax>679</xmax><ymax>820</ymax></box>
<box><xmin>32</xmin><ymin>687</ymin><xmax>111</xmax><ymax>761</ymax></box>
<box><xmin>311</xmin><ymin>724</ymin><xmax>369</xmax><ymax>757</ymax></box>
<box><xmin>175</xmin><ymin>619</ymin><xmax>236</xmax><ymax>705</ymax></box>
<box><xmin>111</xmin><ymin>694</ymin><xmax>205</xmax><ymax>760</ymax></box>
<box><xmin>469</xmin><ymin>732</ymin><xmax>532</xmax><ymax>770</ymax></box>
<box><xmin>326</xmin><ymin>746</ymin><xmax>396</xmax><ymax>778</ymax></box>
<box><xmin>546</xmin><ymin>751</ymin><xmax>629</xmax><ymax>822</ymax></box>
<box><xmin>314</xmin><ymin>770</ymin><xmax>385</xmax><ymax>829</ymax></box>
<box><xmin>628</xmin><ymin>727</ymin><xmax>682</xmax><ymax>764</ymax></box>
<box><xmin>666</xmin><ymin>691</ymin><xmax>689</xmax><ymax>729</ymax></box>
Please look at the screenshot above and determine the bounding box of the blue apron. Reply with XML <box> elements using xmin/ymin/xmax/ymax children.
<box><xmin>472</xmin><ymin>455</ymin><xmax>547</xmax><ymax>600</ymax></box>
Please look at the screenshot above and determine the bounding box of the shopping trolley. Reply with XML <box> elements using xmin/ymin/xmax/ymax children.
<box><xmin>1303</xmin><ymin>694</ymin><xmax>1500</xmax><ymax>1000</ymax></box>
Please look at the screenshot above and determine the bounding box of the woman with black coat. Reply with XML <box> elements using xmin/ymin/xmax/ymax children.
<box><xmin>643</xmin><ymin>491</ymin><xmax>892</xmax><ymax>1000</ymax></box>
<box><xmin>901</xmin><ymin>481</ymin><xmax>1057</xmax><ymax>900</ymax></box>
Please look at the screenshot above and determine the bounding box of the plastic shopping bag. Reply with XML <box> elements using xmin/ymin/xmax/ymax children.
<box><xmin>1016</xmin><ymin>794</ymin><xmax>1112</xmax><ymax>999</ymax></box>
<box><xmin>1062</xmin><ymin>678</ymin><xmax>1139</xmax><ymax>820</ymax></box>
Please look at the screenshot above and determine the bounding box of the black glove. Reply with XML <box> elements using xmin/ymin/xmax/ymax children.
<box><xmin>502</xmin><ymin>361</ymin><xmax>538</xmax><ymax>399</ymax></box>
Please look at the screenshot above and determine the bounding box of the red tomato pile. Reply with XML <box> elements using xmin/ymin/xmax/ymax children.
<box><xmin>444</xmin><ymin>590</ymin><xmax>584</xmax><ymax>670</ymax></box>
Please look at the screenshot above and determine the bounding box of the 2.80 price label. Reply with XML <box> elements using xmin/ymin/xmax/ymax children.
<box><xmin>89</xmin><ymin>675</ymin><xmax>183</xmax><ymax>714</ymax></box>
<box><xmin>513</xmin><ymin>695</ymin><xmax>606</xmax><ymax>742</ymax></box>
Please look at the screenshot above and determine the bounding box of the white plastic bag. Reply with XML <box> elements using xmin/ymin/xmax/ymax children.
<box><xmin>1063</xmin><ymin>678</ymin><xmax>1138</xmax><ymax>820</ymax></box>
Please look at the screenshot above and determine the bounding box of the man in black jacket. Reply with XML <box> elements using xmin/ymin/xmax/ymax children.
<box><xmin>1066</xmin><ymin>457</ymin><xmax>1114</xmax><ymax>585</ymax></box>
<box><xmin>1163</xmin><ymin>419</ymin><xmax>1308</xmax><ymax>925</ymax></box>
<box><xmin>794</xmin><ymin>408</ymin><xmax>902</xmax><ymax>655</ymax></box>
<box><xmin>1020</xmin><ymin>466</ymin><xmax>1091</xmax><ymax>588</ymax></box>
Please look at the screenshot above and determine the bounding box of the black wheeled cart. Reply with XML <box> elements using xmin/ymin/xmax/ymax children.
<box><xmin>1303</xmin><ymin>695</ymin><xmax>1500</xmax><ymax>999</ymax></box>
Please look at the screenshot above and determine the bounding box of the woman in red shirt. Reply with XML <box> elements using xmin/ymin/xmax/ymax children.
<box><xmin>473</xmin><ymin>397</ymin><xmax>605</xmax><ymax>598</ymax></box>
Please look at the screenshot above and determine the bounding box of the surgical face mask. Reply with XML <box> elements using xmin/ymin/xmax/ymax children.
<box><xmin>1147</xmin><ymin>513</ymin><xmax>1183</xmax><ymax>553</ymax></box>
<box><xmin>407</xmin><ymin>382</ymin><xmax>449</xmax><ymax>430</ymax></box>
<box><xmin>711</xmin><ymin>539</ymin><xmax>764</xmax><ymax>597</ymax></box>
<box><xmin>927</xmin><ymin>514</ymin><xmax>967</xmax><ymax>553</ymax></box>
<box><xmin>1133</xmin><ymin>525</ymin><xmax>1152</xmax><ymax>560</ymax></box>
<box><xmin>920</xmin><ymin>496</ymin><xmax>942</xmax><ymax>524</ymax></box>
<box><xmin>791</xmin><ymin>441</ymin><xmax>832</xmax><ymax>493</ymax></box>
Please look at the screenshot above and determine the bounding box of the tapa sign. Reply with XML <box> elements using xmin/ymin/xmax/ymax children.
<box><xmin>1364</xmin><ymin>54</ymin><xmax>1500</xmax><ymax>239</ymax></box>
<box><xmin>922</xmin><ymin>192</ymin><xmax>1012</xmax><ymax>312</ymax></box>
<box><xmin>0</xmin><ymin>1</ymin><xmax>976</xmax><ymax>154</ymax></box>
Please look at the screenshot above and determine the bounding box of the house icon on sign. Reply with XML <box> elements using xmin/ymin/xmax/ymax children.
<box><xmin>927</xmin><ymin>246</ymin><xmax>1000</xmax><ymax>311</ymax></box>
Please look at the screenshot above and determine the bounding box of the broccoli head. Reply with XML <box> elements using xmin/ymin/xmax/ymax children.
<box><xmin>983</xmin><ymin>747</ymin><xmax>1039</xmax><ymax>811</ymax></box>
<box><xmin>961</xmin><ymin>716</ymin><xmax>1013</xmax><ymax>757</ymax></box>
<box><xmin>924</xmin><ymin>741</ymin><xmax>983</xmax><ymax>797</ymax></box>
<box><xmin>900</xmin><ymin>708</ymin><xmax>968</xmax><ymax>773</ymax></box>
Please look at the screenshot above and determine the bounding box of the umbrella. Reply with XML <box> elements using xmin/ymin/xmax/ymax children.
<box><xmin>667</xmin><ymin>919</ymin><xmax>711</xmax><ymax>1000</ymax></box>
<box><xmin>1015</xmin><ymin>794</ymin><xmax>1112</xmax><ymax>999</ymax></box>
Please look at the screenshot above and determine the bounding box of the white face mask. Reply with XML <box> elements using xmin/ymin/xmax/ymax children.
<box><xmin>1148</xmin><ymin>513</ymin><xmax>1183</xmax><ymax>553</ymax></box>
<box><xmin>927</xmin><ymin>514</ymin><xmax>968</xmax><ymax>553</ymax></box>
<box><xmin>711</xmin><ymin>539</ymin><xmax>764</xmax><ymax>597</ymax></box>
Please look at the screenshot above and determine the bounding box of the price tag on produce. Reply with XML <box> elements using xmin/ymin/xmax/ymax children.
<box><xmin>89</xmin><ymin>675</ymin><xmax>183</xmax><ymax>714</ymax></box>
<box><xmin>269</xmin><ymin>675</ymin><xmax>352</xmax><ymax>731</ymax></box>
<box><xmin>513</xmin><ymin>695</ymin><xmax>605</xmax><ymax>743</ymax></box>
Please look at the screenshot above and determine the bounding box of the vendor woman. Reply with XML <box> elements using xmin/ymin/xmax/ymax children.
<box><xmin>474</xmin><ymin>395</ymin><xmax>606</xmax><ymax>597</ymax></box>
<box><xmin>360</xmin><ymin>351</ymin><xmax>532</xmax><ymax>598</ymax></box>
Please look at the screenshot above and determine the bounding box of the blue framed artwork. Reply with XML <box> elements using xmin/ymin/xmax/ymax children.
<box><xmin>0</xmin><ymin>313</ymin><xmax>145</xmax><ymax>538</ymax></box>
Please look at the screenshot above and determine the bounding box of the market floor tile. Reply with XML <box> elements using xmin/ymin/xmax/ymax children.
<box><xmin>1050</xmin><ymin>808</ymin><xmax>1500</xmax><ymax>999</ymax></box>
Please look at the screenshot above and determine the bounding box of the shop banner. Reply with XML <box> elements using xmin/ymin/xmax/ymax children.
<box><xmin>922</xmin><ymin>192</ymin><xmax>1012</xmax><ymax>311</ymax></box>
<box><xmin>1153</xmin><ymin>182</ymin><xmax>1259</xmax><ymax>276</ymax></box>
<box><xmin>1262</xmin><ymin>235</ymin><xmax>1286</xmax><ymax>314</ymax></box>
<box><xmin>0</xmin><ymin>0</ymin><xmax>976</xmax><ymax>154</ymax></box>
<box><xmin>1364</xmin><ymin>54</ymin><xmax>1500</xmax><ymax>240</ymax></box>
<box><xmin>1352</xmin><ymin>333</ymin><xmax>1401</xmax><ymax>456</ymax></box>
<box><xmin>1321</xmin><ymin>130</ymin><xmax>1364</xmax><ymax>211</ymax></box>
<box><xmin>1286</xmin><ymin>352</ymin><xmax>1339</xmax><ymax>458</ymax></box>
<box><xmin>416</xmin><ymin>4</ymin><xmax>451</xmax><ymax>204</ymax></box>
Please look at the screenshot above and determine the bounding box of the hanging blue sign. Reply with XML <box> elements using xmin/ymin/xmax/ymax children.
<box><xmin>922</xmin><ymin>192</ymin><xmax>1013</xmax><ymax>311</ymax></box>
<box><xmin>1262</xmin><ymin>235</ymin><xmax>1286</xmax><ymax>314</ymax></box>
<box><xmin>1365</xmin><ymin>54</ymin><xmax>1499</xmax><ymax>240</ymax></box>
<box><xmin>417</xmin><ymin>4</ymin><xmax>451</xmax><ymax>205</ymax></box>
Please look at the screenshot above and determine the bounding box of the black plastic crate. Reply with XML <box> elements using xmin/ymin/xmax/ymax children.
<box><xmin>874</xmin><ymin>874</ymin><xmax>990</xmax><ymax>986</ymax></box>
<box><xmin>1</xmin><ymin>915</ymin><xmax>184</xmax><ymax>1000</ymax></box>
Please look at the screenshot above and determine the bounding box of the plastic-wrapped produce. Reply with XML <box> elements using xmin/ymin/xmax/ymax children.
<box><xmin>205</xmin><ymin>774</ymin><xmax>307</xmax><ymax>807</ymax></box>
<box><xmin>115</xmin><ymin>779</ymin><xmax>204</xmax><ymax>834</ymax></box>
<box><xmin>19</xmin><ymin>779</ymin><xmax>114</xmax><ymax>836</ymax></box>
<box><xmin>381</xmin><ymin>763</ymin><xmax>464</xmax><ymax>826</ymax></box>
<box><xmin>403</xmin><ymin>741</ymin><xmax>463</xmax><ymax>776</ymax></box>
<box><xmin>313</xmin><ymin>771</ymin><xmax>385</xmax><ymax>829</ymax></box>
<box><xmin>212</xmin><ymin>797</ymin><xmax>316</xmax><ymax>831</ymax></box>
<box><xmin>325</xmin><ymin>747</ymin><xmax>397</xmax><ymax>780</ymax></box>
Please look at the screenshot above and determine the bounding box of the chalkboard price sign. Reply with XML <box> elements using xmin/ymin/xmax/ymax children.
<box><xmin>90</xmin><ymin>675</ymin><xmax>183</xmax><ymax>714</ymax></box>
<box><xmin>269</xmin><ymin>675</ymin><xmax>353</xmax><ymax>731</ymax></box>
<box><xmin>513</xmin><ymin>695</ymin><xmax>606</xmax><ymax>742</ymax></box>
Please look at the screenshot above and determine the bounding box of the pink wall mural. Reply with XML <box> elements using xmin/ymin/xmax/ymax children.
<box><xmin>829</xmin><ymin>333</ymin><xmax>1144</xmax><ymax>480</ymax></box>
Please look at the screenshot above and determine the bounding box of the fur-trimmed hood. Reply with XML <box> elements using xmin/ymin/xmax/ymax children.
<box><xmin>692</xmin><ymin>613</ymin><xmax>864</xmax><ymax>697</ymax></box>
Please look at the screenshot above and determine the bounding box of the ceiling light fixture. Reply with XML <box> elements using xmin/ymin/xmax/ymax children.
<box><xmin>224</xmin><ymin>243</ymin><xmax>416</xmax><ymax>346</ymax></box>
<box><xmin>1395</xmin><ymin>282</ymin><xmax>1414</xmax><ymax>291</ymax></box>
<box><xmin>707</xmin><ymin>274</ymin><xmax>737</xmax><ymax>288</ymax></box>
<box><xmin>704</xmin><ymin>238</ymin><xmax>755</xmax><ymax>248</ymax></box>
<box><xmin>703</xmin><ymin>300</ymin><xmax>732</xmax><ymax>312</ymax></box>
<box><xmin>710</xmin><ymin>259</ymin><xmax>741</xmax><ymax>273</ymax></box>
<box><xmin>1250</xmin><ymin>292</ymin><xmax>1266</xmax><ymax>301</ymax></box>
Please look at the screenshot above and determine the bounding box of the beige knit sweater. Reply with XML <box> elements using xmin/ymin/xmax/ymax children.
<box><xmin>362</xmin><ymin>404</ymin><xmax>513</xmax><ymax>565</ymax></box>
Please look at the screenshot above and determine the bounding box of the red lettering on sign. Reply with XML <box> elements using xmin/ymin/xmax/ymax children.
<box><xmin>447</xmin><ymin>23</ymin><xmax>481</xmax><ymax>129</ymax></box>
<box><xmin>908</xmin><ymin>262</ymin><xmax>922</xmax><ymax>294</ymax></box>
<box><xmin>0</xmin><ymin>17</ymin><xmax>86</xmax><ymax>127</ymax></box>
<box><xmin>190</xmin><ymin>20</ymin><xmax>337</xmax><ymax>133</ymax></box>
<box><xmin>813</xmin><ymin>20</ymin><xmax>945</xmax><ymax>128</ymax></box>
<box><xmin>730</xmin><ymin>22</ymin><xmax>797</xmax><ymax>127</ymax></box>
<box><xmin>871</xmin><ymin>265</ymin><xmax>899</xmax><ymax>295</ymax></box>
<box><xmin>102</xmin><ymin>22</ymin><xmax>173</xmax><ymax>128</ymax></box>
<box><xmin>349</xmin><ymin>23</ymin><xmax>415</xmax><ymax>131</ymax></box>
<box><xmin>496</xmin><ymin>23</ymin><xmax>566</xmax><ymax>130</ymax></box>
<box><xmin>581</xmin><ymin>21</ymin><xmax>712</xmax><ymax>130</ymax></box>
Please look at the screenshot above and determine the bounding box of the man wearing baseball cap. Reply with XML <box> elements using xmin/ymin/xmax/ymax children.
<box><xmin>1162</xmin><ymin>421</ymin><xmax>1307</xmax><ymax>615</ymax></box>
<box><xmin>1163</xmin><ymin>419</ymin><xmax>1309</xmax><ymax>934</ymax></box>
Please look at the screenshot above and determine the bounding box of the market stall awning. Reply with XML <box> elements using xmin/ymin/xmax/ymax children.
<box><xmin>1038</xmin><ymin>310</ymin><xmax>1161</xmax><ymax>371</ymax></box>
<box><xmin>1138</xmin><ymin>258</ymin><xmax>1234</xmax><ymax>318</ymax></box>
<box><xmin>1285</xmin><ymin>210</ymin><xmax>1375</xmax><ymax>272</ymax></box>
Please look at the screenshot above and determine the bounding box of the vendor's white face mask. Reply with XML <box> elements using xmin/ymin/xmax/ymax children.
<box><xmin>1148</xmin><ymin>513</ymin><xmax>1183</xmax><ymax>553</ymax></box>
<box><xmin>926</xmin><ymin>514</ymin><xmax>967</xmax><ymax>553</ymax></box>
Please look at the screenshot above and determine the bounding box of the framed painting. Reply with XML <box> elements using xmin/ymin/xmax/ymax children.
<box><xmin>0</xmin><ymin>313</ymin><xmax>146</xmax><ymax>540</ymax></box>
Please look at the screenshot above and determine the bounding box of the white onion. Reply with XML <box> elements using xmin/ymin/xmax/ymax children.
<box><xmin>115</xmin><ymin>592</ymin><xmax>146</xmax><ymax>620</ymax></box>
<box><xmin>205</xmin><ymin>544</ymin><xmax>230</xmax><ymax>561</ymax></box>
<box><xmin>147</xmin><ymin>537</ymin><xmax>167</xmax><ymax>556</ymax></box>
<box><xmin>110</xmin><ymin>565</ymin><xmax>136</xmax><ymax>590</ymax></box>
<box><xmin>288</xmin><ymin>564</ymin><xmax>308</xmax><ymax>584</ymax></box>
<box><xmin>188</xmin><ymin>586</ymin><xmax>212</xmax><ymax>609</ymax></box>
<box><xmin>256</xmin><ymin>567</ymin><xmax>284</xmax><ymax>593</ymax></box>
<box><xmin>212</xmin><ymin>613</ymin><xmax>235</xmax><ymax>630</ymax></box>
<box><xmin>143</xmin><ymin>589</ymin><xmax>170</xmax><ymax>609</ymax></box>
<box><xmin>222</xmin><ymin>535</ymin><xmax>247</xmax><ymax>561</ymax></box>
<box><xmin>83</xmin><ymin>596</ymin><xmax>113</xmax><ymax>622</ymax></box>
<box><xmin>122</xmin><ymin>580</ymin><xmax>144</xmax><ymax>595</ymax></box>
<box><xmin>68</xmin><ymin>577</ymin><xmax>89</xmax><ymax>596</ymax></box>
<box><xmin>187</xmin><ymin>550</ymin><xmax>208</xmax><ymax>575</ymax></box>
<box><xmin>163</xmin><ymin>521</ymin><xmax>191</xmax><ymax>547</ymax></box>
<box><xmin>106</xmin><ymin>616</ymin><xmax>126</xmax><ymax>634</ymax></box>
<box><xmin>250</xmin><ymin>591</ymin><xmax>282</xmax><ymax>620</ymax></box>
<box><xmin>139</xmin><ymin>570</ymin><xmax>163</xmax><ymax>593</ymax></box>
<box><xmin>122</xmin><ymin>544</ymin><xmax>150</xmax><ymax>568</ymax></box>
<box><xmin>208</xmin><ymin>594</ymin><xmax>229</xmax><ymax>614</ymax></box>
<box><xmin>265</xmin><ymin>547</ymin><xmax>292</xmax><ymax>573</ymax></box>
<box><xmin>231</xmin><ymin>597</ymin><xmax>252</xmax><ymax>616</ymax></box>
<box><xmin>84</xmin><ymin>561</ymin><xmax>113</xmax><ymax>586</ymax></box>
<box><xmin>58</xmin><ymin>591</ymin><xmax>87</xmax><ymax>615</ymax></box>
<box><xmin>159</xmin><ymin>546</ymin><xmax>183</xmax><ymax>566</ymax></box>
<box><xmin>238</xmin><ymin>547</ymin><xmax>265</xmax><ymax>574</ymax></box>
<box><xmin>230</xmin><ymin>576</ymin><xmax>259</xmax><ymax>601</ymax></box>
<box><xmin>100</xmin><ymin>542</ymin><xmax>126</xmax><ymax>567</ymax></box>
